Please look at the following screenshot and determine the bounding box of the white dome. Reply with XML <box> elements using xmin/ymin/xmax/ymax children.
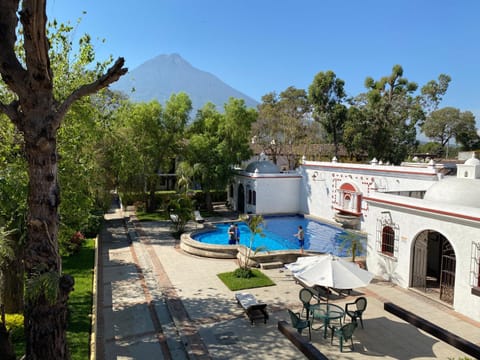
<box><xmin>244</xmin><ymin>160</ymin><xmax>280</xmax><ymax>174</ymax></box>
<box><xmin>424</xmin><ymin>177</ymin><xmax>480</xmax><ymax>207</ymax></box>
<box><xmin>465</xmin><ymin>156</ymin><xmax>480</xmax><ymax>166</ymax></box>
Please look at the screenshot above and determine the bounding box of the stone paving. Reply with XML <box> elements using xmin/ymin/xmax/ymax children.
<box><xmin>95</xmin><ymin>207</ymin><xmax>480</xmax><ymax>360</ymax></box>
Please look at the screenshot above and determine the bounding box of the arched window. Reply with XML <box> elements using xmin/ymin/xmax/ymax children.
<box><xmin>252</xmin><ymin>191</ymin><xmax>256</xmax><ymax>205</ymax></box>
<box><xmin>382</xmin><ymin>226</ymin><xmax>395</xmax><ymax>256</ymax></box>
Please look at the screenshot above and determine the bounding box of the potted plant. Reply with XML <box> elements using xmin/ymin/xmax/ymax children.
<box><xmin>338</xmin><ymin>230</ymin><xmax>367</xmax><ymax>266</ymax></box>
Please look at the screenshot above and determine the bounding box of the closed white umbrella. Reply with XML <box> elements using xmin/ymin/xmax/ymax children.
<box><xmin>287</xmin><ymin>254</ymin><xmax>374</xmax><ymax>295</ymax></box>
<box><xmin>285</xmin><ymin>255</ymin><xmax>320</xmax><ymax>273</ymax></box>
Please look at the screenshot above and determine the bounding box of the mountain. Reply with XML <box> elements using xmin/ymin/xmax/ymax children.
<box><xmin>111</xmin><ymin>53</ymin><xmax>259</xmax><ymax>113</ymax></box>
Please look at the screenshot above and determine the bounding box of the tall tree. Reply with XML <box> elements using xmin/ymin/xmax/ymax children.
<box><xmin>0</xmin><ymin>2</ymin><xmax>127</xmax><ymax>359</ymax></box>
<box><xmin>454</xmin><ymin>111</ymin><xmax>480</xmax><ymax>151</ymax></box>
<box><xmin>420</xmin><ymin>74</ymin><xmax>451</xmax><ymax>116</ymax></box>
<box><xmin>253</xmin><ymin>86</ymin><xmax>310</xmax><ymax>169</ymax></box>
<box><xmin>422</xmin><ymin>107</ymin><xmax>479</xmax><ymax>154</ymax></box>
<box><xmin>343</xmin><ymin>105</ymin><xmax>370</xmax><ymax>161</ymax></box>
<box><xmin>186</xmin><ymin>99</ymin><xmax>256</xmax><ymax>210</ymax></box>
<box><xmin>349</xmin><ymin>65</ymin><xmax>423</xmax><ymax>164</ymax></box>
<box><xmin>308</xmin><ymin>71</ymin><xmax>347</xmax><ymax>158</ymax></box>
<box><xmin>112</xmin><ymin>95</ymin><xmax>191</xmax><ymax>211</ymax></box>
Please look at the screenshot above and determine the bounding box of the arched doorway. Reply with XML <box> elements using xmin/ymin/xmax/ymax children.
<box><xmin>237</xmin><ymin>184</ymin><xmax>245</xmax><ymax>214</ymax></box>
<box><xmin>411</xmin><ymin>230</ymin><xmax>456</xmax><ymax>304</ymax></box>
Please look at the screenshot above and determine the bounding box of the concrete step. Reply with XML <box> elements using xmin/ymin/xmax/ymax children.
<box><xmin>260</xmin><ymin>261</ymin><xmax>284</xmax><ymax>270</ymax></box>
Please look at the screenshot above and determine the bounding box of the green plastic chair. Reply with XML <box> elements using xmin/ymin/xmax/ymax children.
<box><xmin>344</xmin><ymin>296</ymin><xmax>367</xmax><ymax>328</ymax></box>
<box><xmin>299</xmin><ymin>288</ymin><xmax>315</xmax><ymax>319</ymax></box>
<box><xmin>288</xmin><ymin>309</ymin><xmax>311</xmax><ymax>340</ymax></box>
<box><xmin>330</xmin><ymin>321</ymin><xmax>357</xmax><ymax>352</ymax></box>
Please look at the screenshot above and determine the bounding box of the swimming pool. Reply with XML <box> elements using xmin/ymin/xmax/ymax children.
<box><xmin>192</xmin><ymin>215</ymin><xmax>365</xmax><ymax>257</ymax></box>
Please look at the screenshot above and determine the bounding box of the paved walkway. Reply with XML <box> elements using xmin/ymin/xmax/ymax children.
<box><xmin>95</xmin><ymin>207</ymin><xmax>480</xmax><ymax>359</ymax></box>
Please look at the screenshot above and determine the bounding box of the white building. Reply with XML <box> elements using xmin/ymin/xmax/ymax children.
<box><xmin>229</xmin><ymin>155</ymin><xmax>480</xmax><ymax>322</ymax></box>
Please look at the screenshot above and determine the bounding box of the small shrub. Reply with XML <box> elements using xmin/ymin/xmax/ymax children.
<box><xmin>6</xmin><ymin>313</ymin><xmax>24</xmax><ymax>342</ymax></box>
<box><xmin>82</xmin><ymin>211</ymin><xmax>103</xmax><ymax>237</ymax></box>
<box><xmin>68</xmin><ymin>231</ymin><xmax>85</xmax><ymax>254</ymax></box>
<box><xmin>233</xmin><ymin>267</ymin><xmax>254</xmax><ymax>279</ymax></box>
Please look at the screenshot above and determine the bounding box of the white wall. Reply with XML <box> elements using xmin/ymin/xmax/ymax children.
<box><xmin>234</xmin><ymin>160</ymin><xmax>480</xmax><ymax>322</ymax></box>
<box><xmin>299</xmin><ymin>161</ymin><xmax>441</xmax><ymax>229</ymax></box>
<box><xmin>366</xmin><ymin>193</ymin><xmax>480</xmax><ymax>322</ymax></box>
<box><xmin>255</xmin><ymin>177</ymin><xmax>301</xmax><ymax>214</ymax></box>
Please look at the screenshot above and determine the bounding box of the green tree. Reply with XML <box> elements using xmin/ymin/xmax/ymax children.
<box><xmin>167</xmin><ymin>161</ymin><xmax>194</xmax><ymax>234</ymax></box>
<box><xmin>186</xmin><ymin>98</ymin><xmax>256</xmax><ymax>210</ymax></box>
<box><xmin>420</xmin><ymin>74</ymin><xmax>451</xmax><ymax>116</ymax></box>
<box><xmin>342</xmin><ymin>106</ymin><xmax>370</xmax><ymax>161</ymax></box>
<box><xmin>236</xmin><ymin>215</ymin><xmax>265</xmax><ymax>278</ymax></box>
<box><xmin>50</xmin><ymin>20</ymin><xmax>127</xmax><ymax>244</ymax></box>
<box><xmin>0</xmin><ymin>3</ymin><xmax>127</xmax><ymax>359</ymax></box>
<box><xmin>0</xmin><ymin>115</ymin><xmax>27</xmax><ymax>313</ymax></box>
<box><xmin>455</xmin><ymin>111</ymin><xmax>480</xmax><ymax>151</ymax></box>
<box><xmin>112</xmin><ymin>95</ymin><xmax>191</xmax><ymax>211</ymax></box>
<box><xmin>416</xmin><ymin>141</ymin><xmax>443</xmax><ymax>157</ymax></box>
<box><xmin>348</xmin><ymin>65</ymin><xmax>423</xmax><ymax>164</ymax></box>
<box><xmin>253</xmin><ymin>86</ymin><xmax>310</xmax><ymax>169</ymax></box>
<box><xmin>308</xmin><ymin>71</ymin><xmax>348</xmax><ymax>158</ymax></box>
<box><xmin>421</xmin><ymin>107</ymin><xmax>479</xmax><ymax>155</ymax></box>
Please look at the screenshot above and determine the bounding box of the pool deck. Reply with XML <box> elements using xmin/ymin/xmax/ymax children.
<box><xmin>95</xmin><ymin>206</ymin><xmax>480</xmax><ymax>359</ymax></box>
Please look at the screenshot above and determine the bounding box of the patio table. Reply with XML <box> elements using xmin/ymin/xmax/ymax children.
<box><xmin>309</xmin><ymin>303</ymin><xmax>345</xmax><ymax>338</ymax></box>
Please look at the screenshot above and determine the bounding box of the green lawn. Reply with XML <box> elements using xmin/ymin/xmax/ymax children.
<box><xmin>217</xmin><ymin>269</ymin><xmax>275</xmax><ymax>291</ymax></box>
<box><xmin>136</xmin><ymin>209</ymin><xmax>170</xmax><ymax>221</ymax></box>
<box><xmin>8</xmin><ymin>238</ymin><xmax>95</xmax><ymax>359</ymax></box>
<box><xmin>63</xmin><ymin>238</ymin><xmax>95</xmax><ymax>360</ymax></box>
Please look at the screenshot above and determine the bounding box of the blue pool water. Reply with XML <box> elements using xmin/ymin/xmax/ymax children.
<box><xmin>193</xmin><ymin>215</ymin><xmax>365</xmax><ymax>257</ymax></box>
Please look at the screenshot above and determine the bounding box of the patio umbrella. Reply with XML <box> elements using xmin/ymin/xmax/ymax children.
<box><xmin>286</xmin><ymin>254</ymin><xmax>374</xmax><ymax>300</ymax></box>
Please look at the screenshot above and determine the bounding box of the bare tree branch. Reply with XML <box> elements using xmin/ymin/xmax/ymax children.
<box><xmin>0</xmin><ymin>0</ymin><xmax>28</xmax><ymax>97</ymax></box>
<box><xmin>56</xmin><ymin>57</ymin><xmax>128</xmax><ymax>119</ymax></box>
<box><xmin>0</xmin><ymin>101</ymin><xmax>19</xmax><ymax>123</ymax></box>
<box><xmin>20</xmin><ymin>0</ymin><xmax>53</xmax><ymax>88</ymax></box>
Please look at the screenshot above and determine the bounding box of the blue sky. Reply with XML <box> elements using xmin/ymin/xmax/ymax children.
<box><xmin>47</xmin><ymin>0</ymin><xmax>480</xmax><ymax>123</ymax></box>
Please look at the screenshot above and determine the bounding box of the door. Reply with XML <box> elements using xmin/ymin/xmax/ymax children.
<box><xmin>237</xmin><ymin>184</ymin><xmax>245</xmax><ymax>214</ymax></box>
<box><xmin>412</xmin><ymin>232</ymin><xmax>428</xmax><ymax>289</ymax></box>
<box><xmin>439</xmin><ymin>240</ymin><xmax>455</xmax><ymax>304</ymax></box>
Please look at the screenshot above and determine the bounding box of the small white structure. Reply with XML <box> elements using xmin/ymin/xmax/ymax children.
<box><xmin>230</xmin><ymin>155</ymin><xmax>480</xmax><ymax>322</ymax></box>
<box><xmin>230</xmin><ymin>156</ymin><xmax>301</xmax><ymax>214</ymax></box>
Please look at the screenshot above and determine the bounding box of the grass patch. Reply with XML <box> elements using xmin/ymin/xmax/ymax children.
<box><xmin>64</xmin><ymin>238</ymin><xmax>95</xmax><ymax>360</ymax></box>
<box><xmin>7</xmin><ymin>238</ymin><xmax>95</xmax><ymax>359</ymax></box>
<box><xmin>136</xmin><ymin>210</ymin><xmax>170</xmax><ymax>222</ymax></box>
<box><xmin>217</xmin><ymin>268</ymin><xmax>275</xmax><ymax>291</ymax></box>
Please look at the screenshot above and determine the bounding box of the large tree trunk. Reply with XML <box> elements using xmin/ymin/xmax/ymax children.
<box><xmin>23</xmin><ymin>112</ymin><xmax>74</xmax><ymax>360</ymax></box>
<box><xmin>0</xmin><ymin>3</ymin><xmax>127</xmax><ymax>358</ymax></box>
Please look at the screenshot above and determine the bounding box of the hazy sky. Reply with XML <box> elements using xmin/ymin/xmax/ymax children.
<box><xmin>47</xmin><ymin>0</ymin><xmax>480</xmax><ymax>121</ymax></box>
